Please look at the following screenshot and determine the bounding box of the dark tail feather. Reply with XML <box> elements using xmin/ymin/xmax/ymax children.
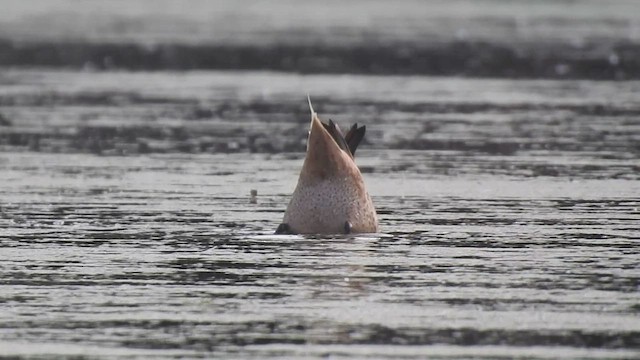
<box><xmin>345</xmin><ymin>123</ymin><xmax>366</xmax><ymax>156</ymax></box>
<box><xmin>323</xmin><ymin>119</ymin><xmax>350</xmax><ymax>156</ymax></box>
<box><xmin>323</xmin><ymin>120</ymin><xmax>366</xmax><ymax>158</ymax></box>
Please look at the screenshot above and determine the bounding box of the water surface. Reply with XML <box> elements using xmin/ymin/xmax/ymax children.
<box><xmin>0</xmin><ymin>70</ymin><xmax>639</xmax><ymax>359</ymax></box>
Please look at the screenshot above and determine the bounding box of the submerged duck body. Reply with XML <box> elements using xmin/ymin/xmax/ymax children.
<box><xmin>277</xmin><ymin>98</ymin><xmax>378</xmax><ymax>235</ymax></box>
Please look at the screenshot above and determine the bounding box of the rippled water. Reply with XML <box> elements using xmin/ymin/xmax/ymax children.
<box><xmin>0</xmin><ymin>70</ymin><xmax>639</xmax><ymax>358</ymax></box>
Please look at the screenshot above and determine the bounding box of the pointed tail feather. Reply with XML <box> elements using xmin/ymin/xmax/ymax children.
<box><xmin>309</xmin><ymin>96</ymin><xmax>367</xmax><ymax>158</ymax></box>
<box><xmin>307</xmin><ymin>94</ymin><xmax>316</xmax><ymax>119</ymax></box>
<box><xmin>322</xmin><ymin>119</ymin><xmax>352</xmax><ymax>157</ymax></box>
<box><xmin>345</xmin><ymin>123</ymin><xmax>366</xmax><ymax>156</ymax></box>
<box><xmin>322</xmin><ymin>120</ymin><xmax>366</xmax><ymax>158</ymax></box>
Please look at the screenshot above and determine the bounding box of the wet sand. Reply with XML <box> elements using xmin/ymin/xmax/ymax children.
<box><xmin>2</xmin><ymin>0</ymin><xmax>640</xmax><ymax>79</ymax></box>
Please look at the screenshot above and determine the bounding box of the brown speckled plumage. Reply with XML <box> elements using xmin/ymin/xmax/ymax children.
<box><xmin>280</xmin><ymin>98</ymin><xmax>378</xmax><ymax>234</ymax></box>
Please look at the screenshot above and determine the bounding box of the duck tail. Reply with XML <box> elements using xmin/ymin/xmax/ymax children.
<box><xmin>307</xmin><ymin>94</ymin><xmax>316</xmax><ymax>119</ymax></box>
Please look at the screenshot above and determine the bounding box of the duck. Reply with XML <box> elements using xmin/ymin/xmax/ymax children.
<box><xmin>276</xmin><ymin>97</ymin><xmax>378</xmax><ymax>234</ymax></box>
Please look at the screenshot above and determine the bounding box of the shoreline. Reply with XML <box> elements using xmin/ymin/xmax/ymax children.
<box><xmin>1</xmin><ymin>39</ymin><xmax>638</xmax><ymax>80</ymax></box>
